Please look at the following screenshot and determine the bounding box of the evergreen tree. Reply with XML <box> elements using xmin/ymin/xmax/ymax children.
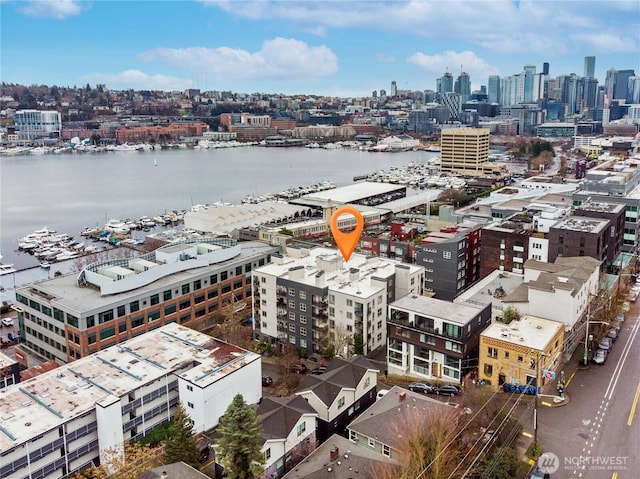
<box><xmin>163</xmin><ymin>402</ymin><xmax>200</xmax><ymax>469</ymax></box>
<box><xmin>217</xmin><ymin>394</ymin><xmax>265</xmax><ymax>479</ymax></box>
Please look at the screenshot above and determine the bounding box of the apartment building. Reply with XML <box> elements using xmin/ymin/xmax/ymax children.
<box><xmin>114</xmin><ymin>122</ymin><xmax>208</xmax><ymax>143</ymax></box>
<box><xmin>15</xmin><ymin>239</ymin><xmax>278</xmax><ymax>363</ymax></box>
<box><xmin>478</xmin><ymin>315</ymin><xmax>564</xmax><ymax>390</ymax></box>
<box><xmin>252</xmin><ymin>246</ymin><xmax>424</xmax><ymax>356</ymax></box>
<box><xmin>440</xmin><ymin>128</ymin><xmax>490</xmax><ymax>176</ymax></box>
<box><xmin>14</xmin><ymin>109</ymin><xmax>62</xmax><ymax>140</ymax></box>
<box><xmin>387</xmin><ymin>294</ymin><xmax>492</xmax><ymax>384</ymax></box>
<box><xmin>547</xmin><ymin>217</ymin><xmax>610</xmax><ymax>264</ymax></box>
<box><xmin>573</xmin><ymin>201</ymin><xmax>625</xmax><ymax>267</ymax></box>
<box><xmin>0</xmin><ymin>323</ymin><xmax>262</xmax><ymax>479</ymax></box>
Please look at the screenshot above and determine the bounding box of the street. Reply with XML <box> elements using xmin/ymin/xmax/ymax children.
<box><xmin>537</xmin><ymin>311</ymin><xmax>640</xmax><ymax>478</ymax></box>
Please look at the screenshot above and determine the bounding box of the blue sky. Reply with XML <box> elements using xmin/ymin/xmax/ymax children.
<box><xmin>1</xmin><ymin>0</ymin><xmax>638</xmax><ymax>96</ymax></box>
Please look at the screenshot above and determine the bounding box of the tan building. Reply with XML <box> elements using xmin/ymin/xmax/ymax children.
<box><xmin>440</xmin><ymin>128</ymin><xmax>490</xmax><ymax>176</ymax></box>
<box><xmin>478</xmin><ymin>315</ymin><xmax>564</xmax><ymax>390</ymax></box>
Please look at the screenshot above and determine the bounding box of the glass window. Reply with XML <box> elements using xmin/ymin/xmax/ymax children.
<box><xmin>182</xmin><ymin>284</ymin><xmax>190</xmax><ymax>294</ymax></box>
<box><xmin>164</xmin><ymin>304</ymin><xmax>176</xmax><ymax>315</ymax></box>
<box><xmin>163</xmin><ymin>290</ymin><xmax>172</xmax><ymax>301</ymax></box>
<box><xmin>130</xmin><ymin>301</ymin><xmax>140</xmax><ymax>313</ymax></box>
<box><xmin>100</xmin><ymin>326</ymin><xmax>115</xmax><ymax>340</ymax></box>
<box><xmin>150</xmin><ymin>294</ymin><xmax>160</xmax><ymax>306</ymax></box>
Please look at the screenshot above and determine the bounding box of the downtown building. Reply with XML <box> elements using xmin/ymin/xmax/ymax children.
<box><xmin>251</xmin><ymin>246</ymin><xmax>424</xmax><ymax>356</ymax></box>
<box><xmin>15</xmin><ymin>239</ymin><xmax>278</xmax><ymax>363</ymax></box>
<box><xmin>13</xmin><ymin>109</ymin><xmax>62</xmax><ymax>141</ymax></box>
<box><xmin>0</xmin><ymin>323</ymin><xmax>262</xmax><ymax>479</ymax></box>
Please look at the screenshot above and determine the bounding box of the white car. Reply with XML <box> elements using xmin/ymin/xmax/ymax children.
<box><xmin>376</xmin><ymin>389</ymin><xmax>390</xmax><ymax>400</ymax></box>
<box><xmin>1</xmin><ymin>317</ymin><xmax>14</xmax><ymax>327</ymax></box>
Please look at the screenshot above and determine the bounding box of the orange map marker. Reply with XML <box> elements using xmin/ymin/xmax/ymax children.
<box><xmin>330</xmin><ymin>206</ymin><xmax>364</xmax><ymax>262</ymax></box>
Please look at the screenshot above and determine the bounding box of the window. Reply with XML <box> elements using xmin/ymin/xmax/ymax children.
<box><xmin>289</xmin><ymin>323</ymin><xmax>296</xmax><ymax>333</ymax></box>
<box><xmin>130</xmin><ymin>301</ymin><xmax>140</xmax><ymax>313</ymax></box>
<box><xmin>117</xmin><ymin>305</ymin><xmax>126</xmax><ymax>317</ymax></box>
<box><xmin>289</xmin><ymin>288</ymin><xmax>295</xmax><ymax>296</ymax></box>
<box><xmin>187</xmin><ymin>402</ymin><xmax>194</xmax><ymax>408</ymax></box>
<box><xmin>289</xmin><ymin>300</ymin><xmax>296</xmax><ymax>308</ymax></box>
<box><xmin>329</xmin><ymin>294</ymin><xmax>335</xmax><ymax>304</ymax></box>
<box><xmin>99</xmin><ymin>309</ymin><xmax>114</xmax><ymax>324</ymax></box>
<box><xmin>299</xmin><ymin>290</ymin><xmax>306</xmax><ymax>300</ymax></box>
<box><xmin>504</xmin><ymin>351</ymin><xmax>510</xmax><ymax>359</ymax></box>
<box><xmin>100</xmin><ymin>326</ymin><xmax>115</xmax><ymax>340</ymax></box>
<box><xmin>221</xmin><ymin>271</ymin><xmax>228</xmax><ymax>281</ymax></box>
<box><xmin>300</xmin><ymin>315</ymin><xmax>307</xmax><ymax>324</ymax></box>
<box><xmin>264</xmin><ymin>448</ymin><xmax>271</xmax><ymax>461</ymax></box>
<box><xmin>150</xmin><ymin>294</ymin><xmax>160</xmax><ymax>306</ymax></box>
<box><xmin>164</xmin><ymin>304</ymin><xmax>176</xmax><ymax>315</ymax></box>
<box><xmin>443</xmin><ymin>251</ymin><xmax>452</xmax><ymax>259</ymax></box>
<box><xmin>484</xmin><ymin>364</ymin><xmax>493</xmax><ymax>376</ymax></box>
<box><xmin>517</xmin><ymin>355</ymin><xmax>523</xmax><ymax>362</ymax></box>
<box><xmin>187</xmin><ymin>385</ymin><xmax>193</xmax><ymax>391</ymax></box>
<box><xmin>488</xmin><ymin>347</ymin><xmax>498</xmax><ymax>358</ymax></box>
<box><xmin>364</xmin><ymin>376</ymin><xmax>370</xmax><ymax>387</ymax></box>
<box><xmin>296</xmin><ymin>422</ymin><xmax>306</xmax><ymax>436</ymax></box>
<box><xmin>337</xmin><ymin>396</ymin><xmax>345</xmax><ymax>408</ymax></box>
<box><xmin>446</xmin><ymin>341</ymin><xmax>461</xmax><ymax>353</ymax></box>
<box><xmin>300</xmin><ymin>303</ymin><xmax>307</xmax><ymax>312</ymax></box>
<box><xmin>210</xmin><ymin>274</ymin><xmax>218</xmax><ymax>284</ymax></box>
<box><xmin>300</xmin><ymin>327</ymin><xmax>307</xmax><ymax>336</ymax></box>
<box><xmin>235</xmin><ymin>266</ymin><xmax>243</xmax><ymax>276</ymax></box>
<box><xmin>350</xmin><ymin>430</ymin><xmax>358</xmax><ymax>442</ymax></box>
<box><xmin>382</xmin><ymin>444</ymin><xmax>391</xmax><ymax>457</ymax></box>
<box><xmin>346</xmin><ymin>299</ymin><xmax>353</xmax><ymax>306</ymax></box>
<box><xmin>182</xmin><ymin>284</ymin><xmax>190</xmax><ymax>294</ymax></box>
<box><xmin>179</xmin><ymin>299</ymin><xmax>191</xmax><ymax>310</ymax></box>
<box><xmin>163</xmin><ymin>290</ymin><xmax>172</xmax><ymax>301</ymax></box>
<box><xmin>289</xmin><ymin>312</ymin><xmax>296</xmax><ymax>321</ymax></box>
<box><xmin>368</xmin><ymin>437</ymin><xmax>375</xmax><ymax>447</ymax></box>
<box><xmin>86</xmin><ymin>315</ymin><xmax>95</xmax><ymax>328</ymax></box>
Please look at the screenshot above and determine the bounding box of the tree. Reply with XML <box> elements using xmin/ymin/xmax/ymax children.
<box><xmin>217</xmin><ymin>394</ymin><xmax>265</xmax><ymax>479</ymax></box>
<box><xmin>500</xmin><ymin>306</ymin><xmax>521</xmax><ymax>324</ymax></box>
<box><xmin>163</xmin><ymin>402</ymin><xmax>200</xmax><ymax>469</ymax></box>
<box><xmin>69</xmin><ymin>443</ymin><xmax>162</xmax><ymax>479</ymax></box>
<box><xmin>351</xmin><ymin>333</ymin><xmax>364</xmax><ymax>356</ymax></box>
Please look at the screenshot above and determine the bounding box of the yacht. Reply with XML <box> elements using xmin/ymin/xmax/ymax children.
<box><xmin>0</xmin><ymin>264</ymin><xmax>17</xmax><ymax>276</ymax></box>
<box><xmin>103</xmin><ymin>219</ymin><xmax>130</xmax><ymax>234</ymax></box>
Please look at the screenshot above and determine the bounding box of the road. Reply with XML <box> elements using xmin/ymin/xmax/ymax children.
<box><xmin>537</xmin><ymin>310</ymin><xmax>640</xmax><ymax>478</ymax></box>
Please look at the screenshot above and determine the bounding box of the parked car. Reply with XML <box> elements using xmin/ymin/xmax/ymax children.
<box><xmin>290</xmin><ymin>363</ymin><xmax>308</xmax><ymax>374</ymax></box>
<box><xmin>7</xmin><ymin>332</ymin><xmax>18</xmax><ymax>342</ymax></box>
<box><xmin>311</xmin><ymin>366</ymin><xmax>327</xmax><ymax>375</ymax></box>
<box><xmin>598</xmin><ymin>337</ymin><xmax>612</xmax><ymax>351</ymax></box>
<box><xmin>593</xmin><ymin>349</ymin><xmax>607</xmax><ymax>365</ymax></box>
<box><xmin>407</xmin><ymin>382</ymin><xmax>435</xmax><ymax>394</ymax></box>
<box><xmin>607</xmin><ymin>328</ymin><xmax>618</xmax><ymax>342</ymax></box>
<box><xmin>1</xmin><ymin>317</ymin><xmax>14</xmax><ymax>327</ymax></box>
<box><xmin>262</xmin><ymin>375</ymin><xmax>273</xmax><ymax>386</ymax></box>
<box><xmin>528</xmin><ymin>466</ymin><xmax>550</xmax><ymax>479</ymax></box>
<box><xmin>435</xmin><ymin>384</ymin><xmax>461</xmax><ymax>396</ymax></box>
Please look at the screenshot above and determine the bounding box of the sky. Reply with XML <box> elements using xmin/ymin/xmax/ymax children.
<box><xmin>1</xmin><ymin>0</ymin><xmax>639</xmax><ymax>97</ymax></box>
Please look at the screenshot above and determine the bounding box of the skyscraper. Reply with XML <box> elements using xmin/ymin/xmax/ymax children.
<box><xmin>614</xmin><ymin>70</ymin><xmax>635</xmax><ymax>100</ymax></box>
<box><xmin>455</xmin><ymin>72</ymin><xmax>471</xmax><ymax>104</ymax></box>
<box><xmin>488</xmin><ymin>76</ymin><xmax>500</xmax><ymax>104</ymax></box>
<box><xmin>628</xmin><ymin>76</ymin><xmax>640</xmax><ymax>104</ymax></box>
<box><xmin>584</xmin><ymin>56</ymin><xmax>596</xmax><ymax>79</ymax></box>
<box><xmin>437</xmin><ymin>73</ymin><xmax>454</xmax><ymax>95</ymax></box>
<box><xmin>523</xmin><ymin>65</ymin><xmax>536</xmax><ymax>102</ymax></box>
<box><xmin>391</xmin><ymin>80</ymin><xmax>398</xmax><ymax>98</ymax></box>
<box><xmin>542</xmin><ymin>62</ymin><xmax>550</xmax><ymax>76</ymax></box>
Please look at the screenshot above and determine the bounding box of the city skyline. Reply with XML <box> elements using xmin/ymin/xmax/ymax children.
<box><xmin>1</xmin><ymin>0</ymin><xmax>638</xmax><ymax>96</ymax></box>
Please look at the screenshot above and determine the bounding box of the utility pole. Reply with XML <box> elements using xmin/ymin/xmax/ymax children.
<box><xmin>533</xmin><ymin>351</ymin><xmax>543</xmax><ymax>455</ymax></box>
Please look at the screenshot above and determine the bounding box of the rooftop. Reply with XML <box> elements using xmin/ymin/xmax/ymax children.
<box><xmin>481</xmin><ymin>315</ymin><xmax>563</xmax><ymax>351</ymax></box>
<box><xmin>0</xmin><ymin>323</ymin><xmax>259</xmax><ymax>453</ymax></box>
<box><xmin>390</xmin><ymin>294</ymin><xmax>487</xmax><ymax>326</ymax></box>
<box><xmin>552</xmin><ymin>217</ymin><xmax>609</xmax><ymax>234</ymax></box>
<box><xmin>293</xmin><ymin>182</ymin><xmax>405</xmax><ymax>206</ymax></box>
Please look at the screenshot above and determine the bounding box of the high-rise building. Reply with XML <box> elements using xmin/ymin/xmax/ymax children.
<box><xmin>455</xmin><ymin>72</ymin><xmax>471</xmax><ymax>104</ymax></box>
<box><xmin>523</xmin><ymin>65</ymin><xmax>536</xmax><ymax>102</ymax></box>
<box><xmin>584</xmin><ymin>56</ymin><xmax>596</xmax><ymax>78</ymax></box>
<box><xmin>437</xmin><ymin>72</ymin><xmax>454</xmax><ymax>95</ymax></box>
<box><xmin>442</xmin><ymin>92</ymin><xmax>461</xmax><ymax>120</ymax></box>
<box><xmin>391</xmin><ymin>80</ymin><xmax>398</xmax><ymax>97</ymax></box>
<box><xmin>488</xmin><ymin>75</ymin><xmax>501</xmax><ymax>104</ymax></box>
<box><xmin>627</xmin><ymin>76</ymin><xmax>640</xmax><ymax>104</ymax></box>
<box><xmin>604</xmin><ymin>68</ymin><xmax>618</xmax><ymax>104</ymax></box>
<box><xmin>543</xmin><ymin>62</ymin><xmax>550</xmax><ymax>76</ymax></box>
<box><xmin>614</xmin><ymin>70</ymin><xmax>636</xmax><ymax>100</ymax></box>
<box><xmin>440</xmin><ymin>128</ymin><xmax>490</xmax><ymax>175</ymax></box>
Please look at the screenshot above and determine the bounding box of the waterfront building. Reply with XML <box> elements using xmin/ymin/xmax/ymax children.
<box><xmin>440</xmin><ymin>128</ymin><xmax>490</xmax><ymax>176</ymax></box>
<box><xmin>478</xmin><ymin>315</ymin><xmax>564</xmax><ymax>391</ymax></box>
<box><xmin>0</xmin><ymin>322</ymin><xmax>262</xmax><ymax>479</ymax></box>
<box><xmin>14</xmin><ymin>109</ymin><xmax>61</xmax><ymax>141</ymax></box>
<box><xmin>387</xmin><ymin>294</ymin><xmax>492</xmax><ymax>384</ymax></box>
<box><xmin>251</xmin><ymin>246</ymin><xmax>424</xmax><ymax>356</ymax></box>
<box><xmin>15</xmin><ymin>239</ymin><xmax>278</xmax><ymax>362</ymax></box>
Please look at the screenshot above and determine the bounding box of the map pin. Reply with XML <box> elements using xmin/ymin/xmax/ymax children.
<box><xmin>330</xmin><ymin>206</ymin><xmax>364</xmax><ymax>262</ymax></box>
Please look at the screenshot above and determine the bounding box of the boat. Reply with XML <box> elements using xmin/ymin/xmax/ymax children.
<box><xmin>0</xmin><ymin>264</ymin><xmax>17</xmax><ymax>276</ymax></box>
<box><xmin>103</xmin><ymin>219</ymin><xmax>130</xmax><ymax>235</ymax></box>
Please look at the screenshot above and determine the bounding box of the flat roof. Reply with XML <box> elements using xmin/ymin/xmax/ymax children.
<box><xmin>296</xmin><ymin>182</ymin><xmax>405</xmax><ymax>205</ymax></box>
<box><xmin>481</xmin><ymin>315</ymin><xmax>563</xmax><ymax>351</ymax></box>
<box><xmin>20</xmin><ymin>241</ymin><xmax>276</xmax><ymax>313</ymax></box>
<box><xmin>553</xmin><ymin>217</ymin><xmax>609</xmax><ymax>234</ymax></box>
<box><xmin>390</xmin><ymin>294</ymin><xmax>486</xmax><ymax>325</ymax></box>
<box><xmin>0</xmin><ymin>323</ymin><xmax>259</xmax><ymax>452</ymax></box>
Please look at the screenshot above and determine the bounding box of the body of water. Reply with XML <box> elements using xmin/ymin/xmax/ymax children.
<box><xmin>1</xmin><ymin>146</ymin><xmax>434</xmax><ymax>271</ymax></box>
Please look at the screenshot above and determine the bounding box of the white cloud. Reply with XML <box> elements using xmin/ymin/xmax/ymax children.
<box><xmin>19</xmin><ymin>0</ymin><xmax>85</xmax><ymax>19</ymax></box>
<box><xmin>407</xmin><ymin>50</ymin><xmax>499</xmax><ymax>82</ymax></box>
<box><xmin>569</xmin><ymin>33</ymin><xmax>639</xmax><ymax>54</ymax></box>
<box><xmin>138</xmin><ymin>38</ymin><xmax>338</xmax><ymax>80</ymax></box>
<box><xmin>198</xmin><ymin>0</ymin><xmax>638</xmax><ymax>56</ymax></box>
<box><xmin>80</xmin><ymin>70</ymin><xmax>194</xmax><ymax>91</ymax></box>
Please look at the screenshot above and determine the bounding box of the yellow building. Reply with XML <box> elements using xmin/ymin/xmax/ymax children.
<box><xmin>440</xmin><ymin>128</ymin><xmax>490</xmax><ymax>176</ymax></box>
<box><xmin>478</xmin><ymin>315</ymin><xmax>564</xmax><ymax>390</ymax></box>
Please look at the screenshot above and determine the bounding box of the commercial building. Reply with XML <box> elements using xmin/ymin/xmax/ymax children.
<box><xmin>0</xmin><ymin>323</ymin><xmax>262</xmax><ymax>479</ymax></box>
<box><xmin>440</xmin><ymin>128</ymin><xmax>490</xmax><ymax>176</ymax></box>
<box><xmin>13</xmin><ymin>110</ymin><xmax>62</xmax><ymax>140</ymax></box>
<box><xmin>387</xmin><ymin>294</ymin><xmax>492</xmax><ymax>384</ymax></box>
<box><xmin>15</xmin><ymin>239</ymin><xmax>278</xmax><ymax>363</ymax></box>
<box><xmin>478</xmin><ymin>315</ymin><xmax>564</xmax><ymax>391</ymax></box>
<box><xmin>252</xmin><ymin>246</ymin><xmax>424</xmax><ymax>356</ymax></box>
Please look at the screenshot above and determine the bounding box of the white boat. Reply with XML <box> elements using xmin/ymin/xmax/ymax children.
<box><xmin>0</xmin><ymin>264</ymin><xmax>17</xmax><ymax>275</ymax></box>
<box><xmin>104</xmin><ymin>219</ymin><xmax>130</xmax><ymax>234</ymax></box>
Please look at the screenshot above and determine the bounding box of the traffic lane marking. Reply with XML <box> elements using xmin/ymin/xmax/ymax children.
<box><xmin>627</xmin><ymin>380</ymin><xmax>640</xmax><ymax>426</ymax></box>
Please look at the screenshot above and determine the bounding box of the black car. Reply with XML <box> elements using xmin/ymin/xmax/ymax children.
<box><xmin>262</xmin><ymin>375</ymin><xmax>273</xmax><ymax>386</ymax></box>
<box><xmin>407</xmin><ymin>382</ymin><xmax>435</xmax><ymax>394</ymax></box>
<box><xmin>435</xmin><ymin>384</ymin><xmax>461</xmax><ymax>396</ymax></box>
<box><xmin>311</xmin><ymin>366</ymin><xmax>327</xmax><ymax>375</ymax></box>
